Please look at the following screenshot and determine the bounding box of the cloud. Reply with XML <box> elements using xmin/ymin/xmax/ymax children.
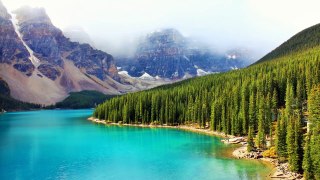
<box><xmin>2</xmin><ymin>0</ymin><xmax>320</xmax><ymax>58</ymax></box>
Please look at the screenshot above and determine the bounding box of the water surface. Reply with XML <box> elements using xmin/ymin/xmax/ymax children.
<box><xmin>0</xmin><ymin>109</ymin><xmax>272</xmax><ymax>179</ymax></box>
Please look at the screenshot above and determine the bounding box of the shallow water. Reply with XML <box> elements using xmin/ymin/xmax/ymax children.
<box><xmin>0</xmin><ymin>109</ymin><xmax>272</xmax><ymax>180</ymax></box>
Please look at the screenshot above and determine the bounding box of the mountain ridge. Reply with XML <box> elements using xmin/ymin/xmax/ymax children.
<box><xmin>256</xmin><ymin>23</ymin><xmax>320</xmax><ymax>64</ymax></box>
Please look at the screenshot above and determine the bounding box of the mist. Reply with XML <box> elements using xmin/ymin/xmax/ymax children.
<box><xmin>3</xmin><ymin>0</ymin><xmax>320</xmax><ymax>60</ymax></box>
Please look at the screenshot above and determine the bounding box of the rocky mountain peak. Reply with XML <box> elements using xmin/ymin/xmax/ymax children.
<box><xmin>14</xmin><ymin>6</ymin><xmax>52</xmax><ymax>25</ymax></box>
<box><xmin>0</xmin><ymin>1</ymin><xmax>11</xmax><ymax>19</ymax></box>
<box><xmin>120</xmin><ymin>28</ymin><xmax>250</xmax><ymax>79</ymax></box>
<box><xmin>145</xmin><ymin>28</ymin><xmax>185</xmax><ymax>45</ymax></box>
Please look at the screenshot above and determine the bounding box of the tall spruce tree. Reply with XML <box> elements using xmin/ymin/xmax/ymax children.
<box><xmin>275</xmin><ymin>109</ymin><xmax>287</xmax><ymax>161</ymax></box>
<box><xmin>308</xmin><ymin>85</ymin><xmax>320</xmax><ymax>179</ymax></box>
<box><xmin>247</xmin><ymin>126</ymin><xmax>255</xmax><ymax>152</ymax></box>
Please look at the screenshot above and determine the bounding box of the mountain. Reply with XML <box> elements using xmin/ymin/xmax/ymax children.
<box><xmin>257</xmin><ymin>23</ymin><xmax>320</xmax><ymax>63</ymax></box>
<box><xmin>117</xmin><ymin>28</ymin><xmax>252</xmax><ymax>79</ymax></box>
<box><xmin>0</xmin><ymin>2</ymin><xmax>253</xmax><ymax>107</ymax></box>
<box><xmin>0</xmin><ymin>3</ymin><xmax>150</xmax><ymax>105</ymax></box>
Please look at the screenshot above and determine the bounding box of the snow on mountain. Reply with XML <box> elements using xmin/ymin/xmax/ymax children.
<box><xmin>196</xmin><ymin>68</ymin><xmax>209</xmax><ymax>76</ymax></box>
<box><xmin>118</xmin><ymin>70</ymin><xmax>131</xmax><ymax>77</ymax></box>
<box><xmin>10</xmin><ymin>12</ymin><xmax>40</xmax><ymax>67</ymax></box>
<box><xmin>139</xmin><ymin>72</ymin><xmax>155</xmax><ymax>80</ymax></box>
<box><xmin>231</xmin><ymin>66</ymin><xmax>239</xmax><ymax>70</ymax></box>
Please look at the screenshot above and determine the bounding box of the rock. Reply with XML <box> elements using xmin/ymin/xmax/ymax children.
<box><xmin>37</xmin><ymin>64</ymin><xmax>61</xmax><ymax>80</ymax></box>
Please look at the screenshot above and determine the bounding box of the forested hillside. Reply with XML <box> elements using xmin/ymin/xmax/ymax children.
<box><xmin>54</xmin><ymin>91</ymin><xmax>115</xmax><ymax>109</ymax></box>
<box><xmin>94</xmin><ymin>26</ymin><xmax>320</xmax><ymax>179</ymax></box>
<box><xmin>257</xmin><ymin>23</ymin><xmax>320</xmax><ymax>63</ymax></box>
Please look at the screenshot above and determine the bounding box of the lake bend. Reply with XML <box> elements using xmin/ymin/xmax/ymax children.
<box><xmin>0</xmin><ymin>109</ymin><xmax>273</xmax><ymax>180</ymax></box>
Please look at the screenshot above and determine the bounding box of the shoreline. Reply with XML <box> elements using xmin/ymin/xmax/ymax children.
<box><xmin>87</xmin><ymin>117</ymin><xmax>236</xmax><ymax>138</ymax></box>
<box><xmin>87</xmin><ymin>117</ymin><xmax>303</xmax><ymax>180</ymax></box>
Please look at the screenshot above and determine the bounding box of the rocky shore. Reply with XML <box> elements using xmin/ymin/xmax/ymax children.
<box><xmin>232</xmin><ymin>144</ymin><xmax>304</xmax><ymax>179</ymax></box>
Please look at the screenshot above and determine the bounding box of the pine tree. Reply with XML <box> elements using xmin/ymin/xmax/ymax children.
<box><xmin>256</xmin><ymin>94</ymin><xmax>266</xmax><ymax>149</ymax></box>
<box><xmin>285</xmin><ymin>82</ymin><xmax>294</xmax><ymax>116</ymax></box>
<box><xmin>275</xmin><ymin>109</ymin><xmax>287</xmax><ymax>161</ymax></box>
<box><xmin>303</xmin><ymin>133</ymin><xmax>313</xmax><ymax>179</ymax></box>
<box><xmin>247</xmin><ymin>126</ymin><xmax>255</xmax><ymax>152</ymax></box>
<box><xmin>308</xmin><ymin>85</ymin><xmax>320</xmax><ymax>179</ymax></box>
<box><xmin>249</xmin><ymin>92</ymin><xmax>256</xmax><ymax>129</ymax></box>
<box><xmin>291</xmin><ymin>111</ymin><xmax>303</xmax><ymax>172</ymax></box>
<box><xmin>286</xmin><ymin>116</ymin><xmax>295</xmax><ymax>169</ymax></box>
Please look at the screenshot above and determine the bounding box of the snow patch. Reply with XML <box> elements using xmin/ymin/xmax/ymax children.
<box><xmin>183</xmin><ymin>73</ymin><xmax>193</xmax><ymax>79</ymax></box>
<box><xmin>139</xmin><ymin>72</ymin><xmax>155</xmax><ymax>80</ymax></box>
<box><xmin>10</xmin><ymin>13</ymin><xmax>40</xmax><ymax>67</ymax></box>
<box><xmin>230</xmin><ymin>66</ymin><xmax>239</xmax><ymax>70</ymax></box>
<box><xmin>197</xmin><ymin>69</ymin><xmax>209</xmax><ymax>76</ymax></box>
<box><xmin>118</xmin><ymin>71</ymin><xmax>131</xmax><ymax>77</ymax></box>
<box><xmin>173</xmin><ymin>71</ymin><xmax>179</xmax><ymax>77</ymax></box>
<box><xmin>227</xmin><ymin>54</ymin><xmax>237</xmax><ymax>60</ymax></box>
<box><xmin>183</xmin><ymin>55</ymin><xmax>190</xmax><ymax>61</ymax></box>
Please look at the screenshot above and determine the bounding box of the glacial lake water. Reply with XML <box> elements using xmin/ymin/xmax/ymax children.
<box><xmin>0</xmin><ymin>109</ymin><xmax>272</xmax><ymax>180</ymax></box>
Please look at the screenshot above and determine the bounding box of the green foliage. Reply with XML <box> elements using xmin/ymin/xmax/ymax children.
<box><xmin>303</xmin><ymin>134</ymin><xmax>313</xmax><ymax>179</ymax></box>
<box><xmin>55</xmin><ymin>91</ymin><xmax>115</xmax><ymax>109</ymax></box>
<box><xmin>306</xmin><ymin>85</ymin><xmax>320</xmax><ymax>179</ymax></box>
<box><xmin>287</xmin><ymin>112</ymin><xmax>303</xmax><ymax>172</ymax></box>
<box><xmin>275</xmin><ymin>109</ymin><xmax>287</xmax><ymax>161</ymax></box>
<box><xmin>247</xmin><ymin>126</ymin><xmax>255</xmax><ymax>152</ymax></box>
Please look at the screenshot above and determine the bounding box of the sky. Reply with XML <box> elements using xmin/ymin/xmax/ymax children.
<box><xmin>2</xmin><ymin>0</ymin><xmax>320</xmax><ymax>58</ymax></box>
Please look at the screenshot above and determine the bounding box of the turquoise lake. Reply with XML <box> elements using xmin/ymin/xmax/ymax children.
<box><xmin>0</xmin><ymin>109</ymin><xmax>272</xmax><ymax>180</ymax></box>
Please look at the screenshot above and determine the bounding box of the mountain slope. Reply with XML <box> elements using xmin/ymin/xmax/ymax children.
<box><xmin>0</xmin><ymin>3</ymin><xmax>140</xmax><ymax>105</ymax></box>
<box><xmin>257</xmin><ymin>23</ymin><xmax>320</xmax><ymax>63</ymax></box>
<box><xmin>0</xmin><ymin>77</ymin><xmax>41</xmax><ymax>111</ymax></box>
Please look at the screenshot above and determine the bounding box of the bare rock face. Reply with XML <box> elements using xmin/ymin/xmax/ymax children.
<box><xmin>0</xmin><ymin>2</ymin><xmax>34</xmax><ymax>76</ymax></box>
<box><xmin>13</xmin><ymin>6</ymin><xmax>119</xmax><ymax>81</ymax></box>
<box><xmin>66</xmin><ymin>43</ymin><xmax>120</xmax><ymax>81</ymax></box>
<box><xmin>133</xmin><ymin>29</ymin><xmax>195</xmax><ymax>78</ymax></box>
